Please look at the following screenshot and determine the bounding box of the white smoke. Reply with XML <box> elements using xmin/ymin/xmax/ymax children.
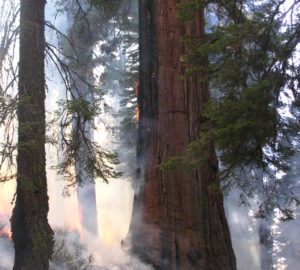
<box><xmin>45</xmin><ymin>0</ymin><xmax>152</xmax><ymax>269</ymax></box>
<box><xmin>1</xmin><ymin>1</ymin><xmax>300</xmax><ymax>269</ymax></box>
<box><xmin>225</xmin><ymin>190</ymin><xmax>261</xmax><ymax>270</ymax></box>
<box><xmin>0</xmin><ymin>236</ymin><xmax>13</xmax><ymax>270</ymax></box>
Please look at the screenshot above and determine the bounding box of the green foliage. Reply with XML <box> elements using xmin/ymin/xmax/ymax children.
<box><xmin>50</xmin><ymin>97</ymin><xmax>121</xmax><ymax>185</ymax></box>
<box><xmin>205</xmin><ymin>83</ymin><xmax>297</xmax><ymax>175</ymax></box>
<box><xmin>46</xmin><ymin>0</ymin><xmax>135</xmax><ymax>185</ymax></box>
<box><xmin>176</xmin><ymin>0</ymin><xmax>204</xmax><ymax>22</ymax></box>
<box><xmin>164</xmin><ymin>0</ymin><xmax>300</xmax><ymax>176</ymax></box>
<box><xmin>160</xmin><ymin>130</ymin><xmax>215</xmax><ymax>171</ymax></box>
<box><xmin>162</xmin><ymin>1</ymin><xmax>300</xmax><ymax>213</ymax></box>
<box><xmin>66</xmin><ymin>98</ymin><xmax>96</xmax><ymax>122</ymax></box>
<box><xmin>119</xmin><ymin>14</ymin><xmax>139</xmax><ymax>136</ymax></box>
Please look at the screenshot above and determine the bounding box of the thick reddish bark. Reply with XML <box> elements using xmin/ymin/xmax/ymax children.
<box><xmin>130</xmin><ymin>1</ymin><xmax>236</xmax><ymax>269</ymax></box>
<box><xmin>11</xmin><ymin>0</ymin><xmax>53</xmax><ymax>269</ymax></box>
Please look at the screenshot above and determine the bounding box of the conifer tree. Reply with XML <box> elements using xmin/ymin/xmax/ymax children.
<box><xmin>11</xmin><ymin>0</ymin><xmax>54</xmax><ymax>269</ymax></box>
<box><xmin>49</xmin><ymin>0</ymin><xmax>135</xmax><ymax>237</ymax></box>
<box><xmin>163</xmin><ymin>0</ymin><xmax>300</xmax><ymax>215</ymax></box>
<box><xmin>130</xmin><ymin>1</ymin><xmax>236</xmax><ymax>269</ymax></box>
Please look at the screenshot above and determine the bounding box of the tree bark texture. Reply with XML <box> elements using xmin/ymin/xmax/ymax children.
<box><xmin>131</xmin><ymin>1</ymin><xmax>237</xmax><ymax>269</ymax></box>
<box><xmin>11</xmin><ymin>0</ymin><xmax>54</xmax><ymax>269</ymax></box>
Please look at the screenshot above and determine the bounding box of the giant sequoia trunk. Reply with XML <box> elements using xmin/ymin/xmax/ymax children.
<box><xmin>131</xmin><ymin>1</ymin><xmax>236</xmax><ymax>269</ymax></box>
<box><xmin>11</xmin><ymin>0</ymin><xmax>54</xmax><ymax>269</ymax></box>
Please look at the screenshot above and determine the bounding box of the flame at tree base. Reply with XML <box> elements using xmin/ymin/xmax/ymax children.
<box><xmin>0</xmin><ymin>213</ymin><xmax>12</xmax><ymax>240</ymax></box>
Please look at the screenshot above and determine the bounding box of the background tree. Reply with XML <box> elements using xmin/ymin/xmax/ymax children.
<box><xmin>11</xmin><ymin>0</ymin><xmax>54</xmax><ymax>269</ymax></box>
<box><xmin>0</xmin><ymin>0</ymin><xmax>19</xmax><ymax>183</ymax></box>
<box><xmin>46</xmin><ymin>0</ymin><xmax>123</xmax><ymax>187</ymax></box>
<box><xmin>45</xmin><ymin>0</ymin><xmax>138</xmax><ymax>239</ymax></box>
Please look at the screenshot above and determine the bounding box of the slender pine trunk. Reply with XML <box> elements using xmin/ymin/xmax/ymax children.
<box><xmin>11</xmin><ymin>0</ymin><xmax>53</xmax><ymax>269</ymax></box>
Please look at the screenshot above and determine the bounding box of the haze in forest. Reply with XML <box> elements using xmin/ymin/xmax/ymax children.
<box><xmin>0</xmin><ymin>0</ymin><xmax>300</xmax><ymax>270</ymax></box>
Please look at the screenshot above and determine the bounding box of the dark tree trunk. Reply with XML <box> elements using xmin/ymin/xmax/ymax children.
<box><xmin>11</xmin><ymin>0</ymin><xmax>54</xmax><ymax>269</ymax></box>
<box><xmin>130</xmin><ymin>1</ymin><xmax>236</xmax><ymax>269</ymax></box>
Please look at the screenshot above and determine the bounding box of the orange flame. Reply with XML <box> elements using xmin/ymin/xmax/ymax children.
<box><xmin>136</xmin><ymin>104</ymin><xmax>140</xmax><ymax>124</ymax></box>
<box><xmin>135</xmin><ymin>80</ymin><xmax>139</xmax><ymax>124</ymax></box>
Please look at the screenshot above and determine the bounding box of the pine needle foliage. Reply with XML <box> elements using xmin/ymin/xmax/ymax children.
<box><xmin>46</xmin><ymin>0</ymin><xmax>132</xmax><ymax>185</ymax></box>
<box><xmin>162</xmin><ymin>0</ymin><xmax>300</xmax><ymax>209</ymax></box>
